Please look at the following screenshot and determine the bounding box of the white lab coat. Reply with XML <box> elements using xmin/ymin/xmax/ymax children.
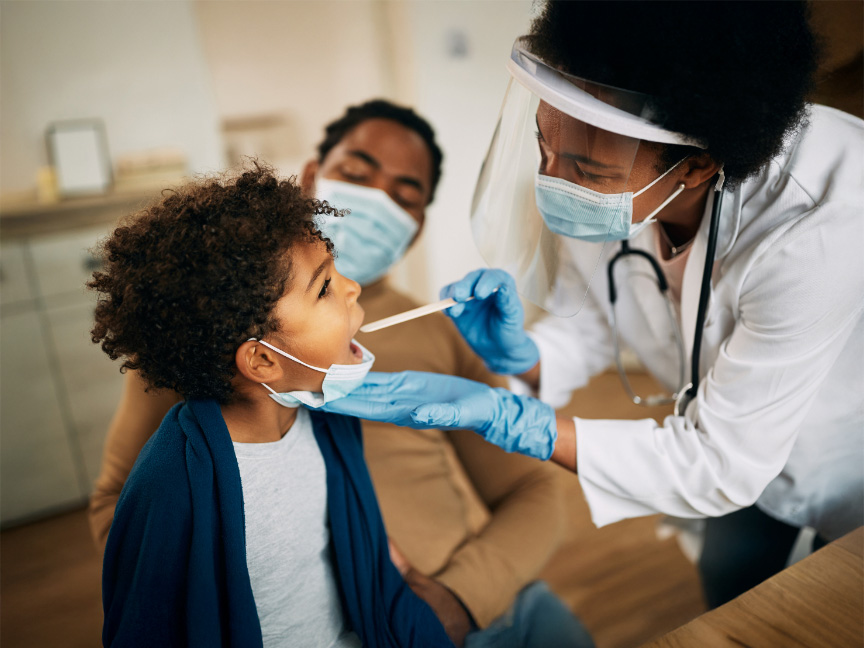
<box><xmin>526</xmin><ymin>105</ymin><xmax>864</xmax><ymax>540</ymax></box>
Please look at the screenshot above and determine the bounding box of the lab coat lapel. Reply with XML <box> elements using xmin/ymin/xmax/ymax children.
<box><xmin>681</xmin><ymin>184</ymin><xmax>741</xmax><ymax>385</ymax></box>
<box><xmin>680</xmin><ymin>206</ymin><xmax>712</xmax><ymax>383</ymax></box>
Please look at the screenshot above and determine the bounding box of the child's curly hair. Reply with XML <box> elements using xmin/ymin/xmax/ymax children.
<box><xmin>88</xmin><ymin>161</ymin><xmax>340</xmax><ymax>403</ymax></box>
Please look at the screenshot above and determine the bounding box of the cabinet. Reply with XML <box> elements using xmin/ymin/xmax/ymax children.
<box><xmin>1</xmin><ymin>224</ymin><xmax>125</xmax><ymax>525</ymax></box>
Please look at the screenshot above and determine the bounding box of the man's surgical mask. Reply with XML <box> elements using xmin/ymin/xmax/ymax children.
<box><xmin>252</xmin><ymin>338</ymin><xmax>375</xmax><ymax>409</ymax></box>
<box><xmin>534</xmin><ymin>158</ymin><xmax>687</xmax><ymax>243</ymax></box>
<box><xmin>315</xmin><ymin>178</ymin><xmax>419</xmax><ymax>286</ymax></box>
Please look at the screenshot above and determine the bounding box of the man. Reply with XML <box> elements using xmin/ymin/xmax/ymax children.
<box><xmin>90</xmin><ymin>100</ymin><xmax>591</xmax><ymax>647</ymax></box>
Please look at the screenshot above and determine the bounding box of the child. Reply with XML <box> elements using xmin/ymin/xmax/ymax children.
<box><xmin>89</xmin><ymin>162</ymin><xmax>453</xmax><ymax>647</ymax></box>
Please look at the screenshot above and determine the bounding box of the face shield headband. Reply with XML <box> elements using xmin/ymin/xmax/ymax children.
<box><xmin>469</xmin><ymin>38</ymin><xmax>707</xmax><ymax>317</ymax></box>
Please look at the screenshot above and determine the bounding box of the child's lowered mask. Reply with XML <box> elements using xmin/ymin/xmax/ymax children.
<box><xmin>251</xmin><ymin>338</ymin><xmax>375</xmax><ymax>408</ymax></box>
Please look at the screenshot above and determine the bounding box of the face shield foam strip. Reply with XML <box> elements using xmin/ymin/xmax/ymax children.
<box><xmin>507</xmin><ymin>40</ymin><xmax>707</xmax><ymax>149</ymax></box>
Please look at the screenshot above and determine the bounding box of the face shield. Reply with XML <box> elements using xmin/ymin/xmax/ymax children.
<box><xmin>471</xmin><ymin>39</ymin><xmax>705</xmax><ymax>316</ymax></box>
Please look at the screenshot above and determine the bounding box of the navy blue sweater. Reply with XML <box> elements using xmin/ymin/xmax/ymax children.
<box><xmin>102</xmin><ymin>399</ymin><xmax>453</xmax><ymax>647</ymax></box>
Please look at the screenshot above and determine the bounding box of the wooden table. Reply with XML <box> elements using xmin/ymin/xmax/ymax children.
<box><xmin>646</xmin><ymin>526</ymin><xmax>864</xmax><ymax>647</ymax></box>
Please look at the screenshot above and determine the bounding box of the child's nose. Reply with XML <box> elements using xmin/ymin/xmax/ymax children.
<box><xmin>343</xmin><ymin>275</ymin><xmax>361</xmax><ymax>302</ymax></box>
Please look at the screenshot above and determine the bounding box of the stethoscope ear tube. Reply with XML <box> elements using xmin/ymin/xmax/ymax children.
<box><xmin>607</xmin><ymin>239</ymin><xmax>670</xmax><ymax>305</ymax></box>
<box><xmin>676</xmin><ymin>183</ymin><xmax>725</xmax><ymax>416</ymax></box>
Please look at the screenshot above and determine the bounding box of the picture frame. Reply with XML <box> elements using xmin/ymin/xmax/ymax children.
<box><xmin>46</xmin><ymin>119</ymin><xmax>113</xmax><ymax>197</ymax></box>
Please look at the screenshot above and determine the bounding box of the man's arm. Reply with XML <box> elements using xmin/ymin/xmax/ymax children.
<box><xmin>430</xmin><ymin>335</ymin><xmax>566</xmax><ymax>628</ymax></box>
<box><xmin>89</xmin><ymin>370</ymin><xmax>180</xmax><ymax>550</ymax></box>
<box><xmin>434</xmin><ymin>429</ymin><xmax>566</xmax><ymax>628</ymax></box>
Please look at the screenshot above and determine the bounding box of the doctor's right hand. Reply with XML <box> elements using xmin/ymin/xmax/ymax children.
<box><xmin>440</xmin><ymin>269</ymin><xmax>539</xmax><ymax>376</ymax></box>
<box><xmin>317</xmin><ymin>371</ymin><xmax>557</xmax><ymax>460</ymax></box>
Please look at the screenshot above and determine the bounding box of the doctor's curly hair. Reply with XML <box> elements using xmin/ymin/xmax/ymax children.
<box><xmin>526</xmin><ymin>0</ymin><xmax>820</xmax><ymax>186</ymax></box>
<box><xmin>88</xmin><ymin>161</ymin><xmax>339</xmax><ymax>403</ymax></box>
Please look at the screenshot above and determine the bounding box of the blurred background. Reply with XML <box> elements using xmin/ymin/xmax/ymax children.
<box><xmin>0</xmin><ymin>0</ymin><xmax>535</xmax><ymax>529</ymax></box>
<box><xmin>0</xmin><ymin>1</ymin><xmax>861</xmax><ymax>647</ymax></box>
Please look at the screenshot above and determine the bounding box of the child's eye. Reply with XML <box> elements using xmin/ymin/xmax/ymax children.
<box><xmin>318</xmin><ymin>278</ymin><xmax>331</xmax><ymax>299</ymax></box>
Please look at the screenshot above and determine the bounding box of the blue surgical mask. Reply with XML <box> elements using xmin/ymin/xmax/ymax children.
<box><xmin>315</xmin><ymin>179</ymin><xmax>419</xmax><ymax>286</ymax></box>
<box><xmin>534</xmin><ymin>158</ymin><xmax>687</xmax><ymax>242</ymax></box>
<box><xmin>252</xmin><ymin>338</ymin><xmax>375</xmax><ymax>409</ymax></box>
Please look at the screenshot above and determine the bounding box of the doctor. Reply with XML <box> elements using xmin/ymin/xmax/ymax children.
<box><xmin>320</xmin><ymin>1</ymin><xmax>864</xmax><ymax>608</ymax></box>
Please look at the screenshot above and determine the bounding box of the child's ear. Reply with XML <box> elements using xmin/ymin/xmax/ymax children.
<box><xmin>235</xmin><ymin>340</ymin><xmax>284</xmax><ymax>385</ymax></box>
<box><xmin>300</xmin><ymin>160</ymin><xmax>319</xmax><ymax>198</ymax></box>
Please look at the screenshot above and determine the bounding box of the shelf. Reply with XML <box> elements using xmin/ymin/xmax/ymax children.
<box><xmin>0</xmin><ymin>187</ymin><xmax>170</xmax><ymax>239</ymax></box>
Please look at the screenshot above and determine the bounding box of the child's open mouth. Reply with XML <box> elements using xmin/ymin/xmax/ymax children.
<box><xmin>349</xmin><ymin>341</ymin><xmax>363</xmax><ymax>361</ymax></box>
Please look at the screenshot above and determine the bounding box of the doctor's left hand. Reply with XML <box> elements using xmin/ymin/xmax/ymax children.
<box><xmin>318</xmin><ymin>371</ymin><xmax>558</xmax><ymax>460</ymax></box>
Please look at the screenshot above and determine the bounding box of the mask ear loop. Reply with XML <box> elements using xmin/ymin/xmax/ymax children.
<box><xmin>636</xmin><ymin>182</ymin><xmax>686</xmax><ymax>230</ymax></box>
<box><xmin>261</xmin><ymin>383</ymin><xmax>280</xmax><ymax>396</ymax></box>
<box><xmin>248</xmin><ymin>338</ymin><xmax>329</xmax><ymax>398</ymax></box>
<box><xmin>247</xmin><ymin>338</ymin><xmax>329</xmax><ymax>373</ymax></box>
<box><xmin>631</xmin><ymin>156</ymin><xmax>689</xmax><ymax>229</ymax></box>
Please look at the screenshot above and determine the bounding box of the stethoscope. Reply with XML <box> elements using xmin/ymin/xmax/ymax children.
<box><xmin>606</xmin><ymin>173</ymin><xmax>725</xmax><ymax>417</ymax></box>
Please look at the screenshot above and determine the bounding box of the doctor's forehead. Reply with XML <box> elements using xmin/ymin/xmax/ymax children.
<box><xmin>322</xmin><ymin>119</ymin><xmax>432</xmax><ymax>191</ymax></box>
<box><xmin>537</xmin><ymin>101</ymin><xmax>643</xmax><ymax>161</ymax></box>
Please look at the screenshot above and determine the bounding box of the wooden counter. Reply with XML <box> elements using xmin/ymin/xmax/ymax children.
<box><xmin>646</xmin><ymin>526</ymin><xmax>864</xmax><ymax>647</ymax></box>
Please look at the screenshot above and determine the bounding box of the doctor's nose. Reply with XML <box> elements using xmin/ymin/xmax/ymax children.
<box><xmin>540</xmin><ymin>151</ymin><xmax>560</xmax><ymax>179</ymax></box>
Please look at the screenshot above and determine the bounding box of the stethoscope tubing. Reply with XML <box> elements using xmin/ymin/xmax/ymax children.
<box><xmin>605</xmin><ymin>182</ymin><xmax>725</xmax><ymax>417</ymax></box>
<box><xmin>678</xmin><ymin>186</ymin><xmax>724</xmax><ymax>414</ymax></box>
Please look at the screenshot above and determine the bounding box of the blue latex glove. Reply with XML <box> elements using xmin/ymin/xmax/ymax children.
<box><xmin>440</xmin><ymin>269</ymin><xmax>539</xmax><ymax>376</ymax></box>
<box><xmin>318</xmin><ymin>371</ymin><xmax>557</xmax><ymax>460</ymax></box>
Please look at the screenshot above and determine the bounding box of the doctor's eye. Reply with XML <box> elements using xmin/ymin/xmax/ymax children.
<box><xmin>572</xmin><ymin>161</ymin><xmax>604</xmax><ymax>183</ymax></box>
<box><xmin>318</xmin><ymin>278</ymin><xmax>331</xmax><ymax>299</ymax></box>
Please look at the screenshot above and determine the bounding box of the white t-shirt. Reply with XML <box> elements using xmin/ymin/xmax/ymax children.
<box><xmin>233</xmin><ymin>407</ymin><xmax>361</xmax><ymax>648</ymax></box>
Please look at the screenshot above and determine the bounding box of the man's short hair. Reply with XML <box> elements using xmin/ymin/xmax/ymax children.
<box><xmin>317</xmin><ymin>99</ymin><xmax>444</xmax><ymax>203</ymax></box>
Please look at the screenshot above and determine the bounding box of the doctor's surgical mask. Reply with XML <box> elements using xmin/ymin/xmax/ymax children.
<box><xmin>534</xmin><ymin>158</ymin><xmax>687</xmax><ymax>243</ymax></box>
<box><xmin>251</xmin><ymin>338</ymin><xmax>375</xmax><ymax>409</ymax></box>
<box><xmin>315</xmin><ymin>179</ymin><xmax>419</xmax><ymax>286</ymax></box>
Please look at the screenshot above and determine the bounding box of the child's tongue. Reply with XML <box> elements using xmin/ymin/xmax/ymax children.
<box><xmin>349</xmin><ymin>341</ymin><xmax>362</xmax><ymax>360</ymax></box>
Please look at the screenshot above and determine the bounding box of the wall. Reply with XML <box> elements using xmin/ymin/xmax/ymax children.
<box><xmin>398</xmin><ymin>0</ymin><xmax>534</xmax><ymax>300</ymax></box>
<box><xmin>0</xmin><ymin>0</ymin><xmax>224</xmax><ymax>196</ymax></box>
<box><xmin>192</xmin><ymin>0</ymin><xmax>534</xmax><ymax>302</ymax></box>
<box><xmin>1</xmin><ymin>0</ymin><xmax>537</xmax><ymax>299</ymax></box>
<box><xmin>194</xmin><ymin>0</ymin><xmax>392</xmax><ymax>168</ymax></box>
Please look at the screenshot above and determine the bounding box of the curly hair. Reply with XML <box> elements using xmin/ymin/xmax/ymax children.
<box><xmin>317</xmin><ymin>99</ymin><xmax>444</xmax><ymax>203</ymax></box>
<box><xmin>88</xmin><ymin>162</ymin><xmax>340</xmax><ymax>403</ymax></box>
<box><xmin>525</xmin><ymin>1</ymin><xmax>820</xmax><ymax>186</ymax></box>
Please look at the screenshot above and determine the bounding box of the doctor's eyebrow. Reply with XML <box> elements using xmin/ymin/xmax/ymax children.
<box><xmin>534</xmin><ymin>116</ymin><xmax>626</xmax><ymax>171</ymax></box>
<box><xmin>347</xmin><ymin>150</ymin><xmax>426</xmax><ymax>194</ymax></box>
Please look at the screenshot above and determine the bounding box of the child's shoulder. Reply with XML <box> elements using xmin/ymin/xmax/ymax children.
<box><xmin>123</xmin><ymin>402</ymin><xmax>195</xmax><ymax>503</ymax></box>
<box><xmin>309</xmin><ymin>408</ymin><xmax>362</xmax><ymax>437</ymax></box>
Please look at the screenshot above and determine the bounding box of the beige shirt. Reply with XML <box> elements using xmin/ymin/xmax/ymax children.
<box><xmin>89</xmin><ymin>280</ymin><xmax>565</xmax><ymax>627</ymax></box>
